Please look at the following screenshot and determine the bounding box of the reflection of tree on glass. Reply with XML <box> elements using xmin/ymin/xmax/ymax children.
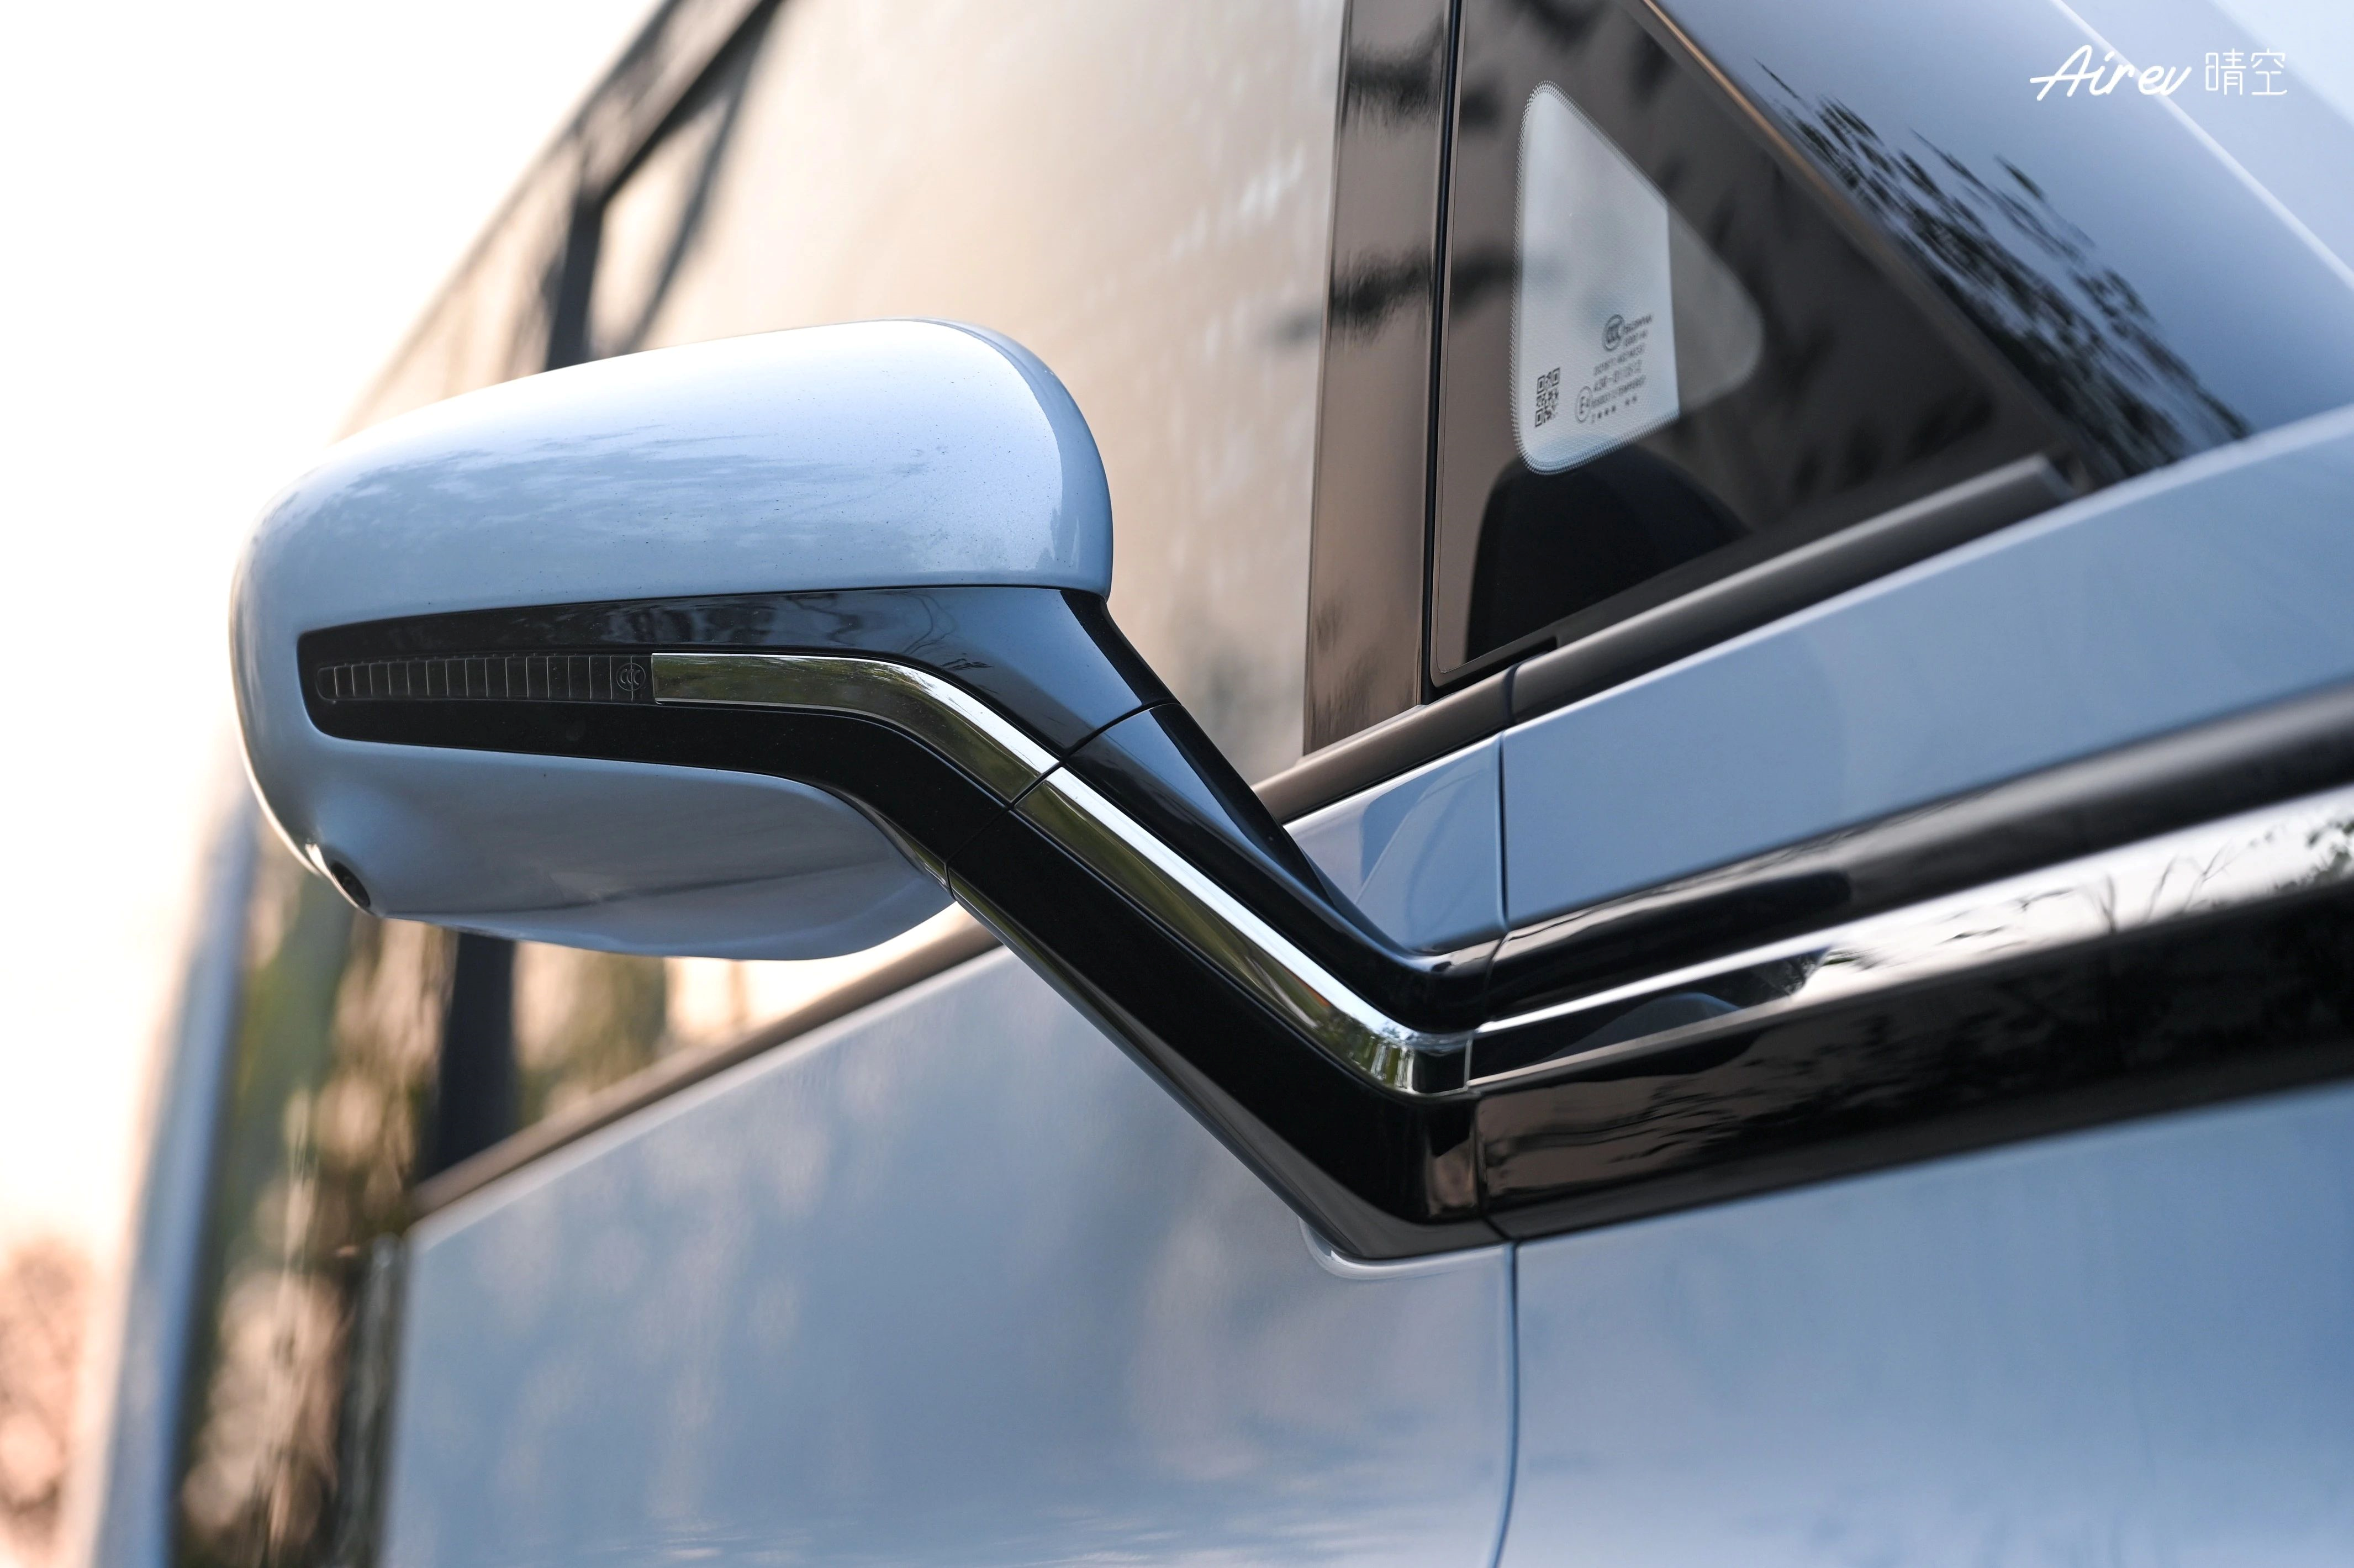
<box><xmin>1435</xmin><ymin>0</ymin><xmax>2071</xmax><ymax>679</ymax></box>
<box><xmin>513</xmin><ymin>944</ymin><xmax>668</xmax><ymax>1124</ymax></box>
<box><xmin>170</xmin><ymin>851</ymin><xmax>853</xmax><ymax>1568</ymax></box>
<box><xmin>176</xmin><ymin>847</ymin><xmax>448</xmax><ymax>1568</ymax></box>
<box><xmin>1765</xmin><ymin>85</ymin><xmax>2249</xmax><ymax>476</ymax></box>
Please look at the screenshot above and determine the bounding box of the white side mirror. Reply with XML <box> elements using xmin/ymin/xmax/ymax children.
<box><xmin>234</xmin><ymin>321</ymin><xmax>1109</xmax><ymax>958</ymax></box>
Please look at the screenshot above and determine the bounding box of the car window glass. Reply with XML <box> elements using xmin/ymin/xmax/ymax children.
<box><xmin>1431</xmin><ymin>0</ymin><xmax>2075</xmax><ymax>682</ymax></box>
<box><xmin>173</xmin><ymin>842</ymin><xmax>445</xmax><ymax>1568</ymax></box>
<box><xmin>609</xmin><ymin>0</ymin><xmax>1345</xmax><ymax>784</ymax></box>
<box><xmin>505</xmin><ymin>912</ymin><xmax>969</xmax><ymax>1126</ymax></box>
<box><xmin>1512</xmin><ymin>83</ymin><xmax>1769</xmax><ymax>469</ymax></box>
<box><xmin>165</xmin><ymin>839</ymin><xmax>959</xmax><ymax>1568</ymax></box>
<box><xmin>1659</xmin><ymin>0</ymin><xmax>2354</xmax><ymax>470</ymax></box>
<box><xmin>584</xmin><ymin>35</ymin><xmax>759</xmax><ymax>361</ymax></box>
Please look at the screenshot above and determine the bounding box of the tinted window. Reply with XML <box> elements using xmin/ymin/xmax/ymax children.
<box><xmin>503</xmin><ymin>920</ymin><xmax>967</xmax><ymax>1129</ymax></box>
<box><xmin>1431</xmin><ymin>0</ymin><xmax>2073</xmax><ymax>680</ymax></box>
<box><xmin>582</xmin><ymin>28</ymin><xmax>762</xmax><ymax>363</ymax></box>
<box><xmin>175</xmin><ymin>842</ymin><xmax>444</xmax><ymax>1568</ymax></box>
<box><xmin>1662</xmin><ymin>0</ymin><xmax>2354</xmax><ymax>473</ymax></box>
<box><xmin>606</xmin><ymin>0</ymin><xmax>1345</xmax><ymax>783</ymax></box>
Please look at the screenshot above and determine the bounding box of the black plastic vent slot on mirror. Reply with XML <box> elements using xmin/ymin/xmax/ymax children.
<box><xmin>312</xmin><ymin>652</ymin><xmax>656</xmax><ymax>705</ymax></box>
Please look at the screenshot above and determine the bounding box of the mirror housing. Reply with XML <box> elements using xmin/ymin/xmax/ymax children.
<box><xmin>234</xmin><ymin>321</ymin><xmax>1109</xmax><ymax>957</ymax></box>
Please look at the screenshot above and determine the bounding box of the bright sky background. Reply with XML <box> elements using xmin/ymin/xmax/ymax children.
<box><xmin>0</xmin><ymin>0</ymin><xmax>652</xmax><ymax>1406</ymax></box>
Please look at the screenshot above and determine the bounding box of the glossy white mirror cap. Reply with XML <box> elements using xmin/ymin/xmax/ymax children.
<box><xmin>231</xmin><ymin>319</ymin><xmax>1111</xmax><ymax>958</ymax></box>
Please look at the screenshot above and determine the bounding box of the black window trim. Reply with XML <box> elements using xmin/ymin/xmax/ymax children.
<box><xmin>1303</xmin><ymin>0</ymin><xmax>1458</xmax><ymax>753</ymax></box>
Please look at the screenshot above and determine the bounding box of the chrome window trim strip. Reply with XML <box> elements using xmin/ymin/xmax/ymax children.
<box><xmin>648</xmin><ymin>648</ymin><xmax>2354</xmax><ymax>1102</ymax></box>
<box><xmin>657</xmin><ymin>650</ymin><xmax>1477</xmax><ymax>1091</ymax></box>
<box><xmin>1016</xmin><ymin>769</ymin><xmax>1470</xmax><ymax>1090</ymax></box>
<box><xmin>653</xmin><ymin>650</ymin><xmax>1057</xmax><ymax>799</ymax></box>
<box><xmin>1471</xmin><ymin>780</ymin><xmax>2354</xmax><ymax>1087</ymax></box>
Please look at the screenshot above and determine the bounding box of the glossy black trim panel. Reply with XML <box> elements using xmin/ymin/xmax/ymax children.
<box><xmin>951</xmin><ymin>806</ymin><xmax>1492</xmax><ymax>1252</ymax></box>
<box><xmin>1480</xmin><ymin>880</ymin><xmax>2354</xmax><ymax>1238</ymax></box>
<box><xmin>1304</xmin><ymin>0</ymin><xmax>1458</xmax><ymax>749</ymax></box>
<box><xmin>1066</xmin><ymin>706</ymin><xmax>1488</xmax><ymax>1027</ymax></box>
<box><xmin>1009</xmin><ymin>764</ymin><xmax>1473</xmax><ymax>1095</ymax></box>
<box><xmin>1485</xmin><ymin>677</ymin><xmax>2354</xmax><ymax>1013</ymax></box>
<box><xmin>1475</xmin><ymin>779</ymin><xmax>2354</xmax><ymax>1082</ymax></box>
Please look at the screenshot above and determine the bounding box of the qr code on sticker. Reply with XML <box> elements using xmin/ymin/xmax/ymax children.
<box><xmin>1533</xmin><ymin>367</ymin><xmax>1561</xmax><ymax>427</ymax></box>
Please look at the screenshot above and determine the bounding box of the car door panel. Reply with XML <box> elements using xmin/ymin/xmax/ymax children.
<box><xmin>382</xmin><ymin>953</ymin><xmax>1514</xmax><ymax>1568</ymax></box>
<box><xmin>1291</xmin><ymin>739</ymin><xmax>1506</xmax><ymax>953</ymax></box>
<box><xmin>1502</xmin><ymin>1079</ymin><xmax>2354</xmax><ymax>1565</ymax></box>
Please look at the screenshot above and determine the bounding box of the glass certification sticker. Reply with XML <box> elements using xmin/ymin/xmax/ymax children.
<box><xmin>1513</xmin><ymin>83</ymin><xmax>1681</xmax><ymax>472</ymax></box>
